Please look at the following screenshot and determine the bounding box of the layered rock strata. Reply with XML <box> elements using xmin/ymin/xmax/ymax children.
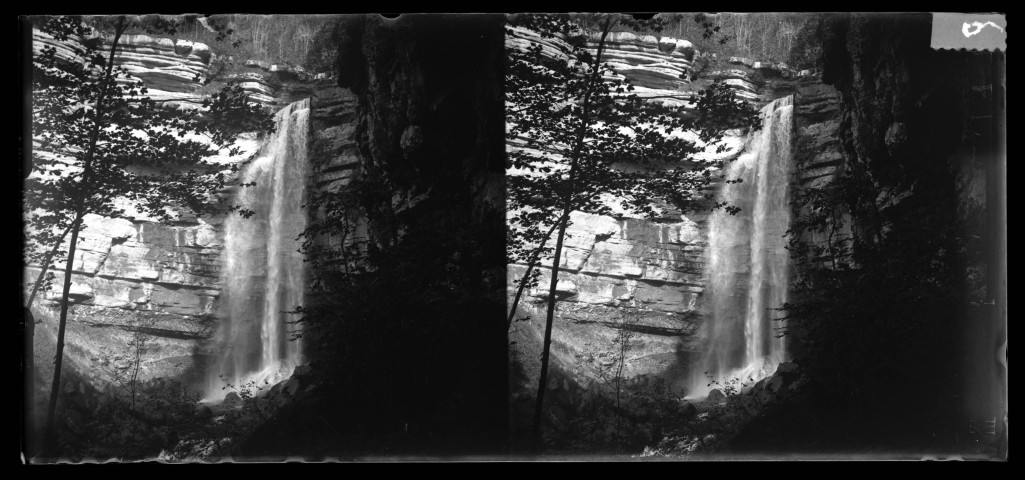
<box><xmin>32</xmin><ymin>27</ymin><xmax>327</xmax><ymax>109</ymax></box>
<box><xmin>507</xmin><ymin>26</ymin><xmax>842</xmax><ymax>405</ymax></box>
<box><xmin>27</xmin><ymin>26</ymin><xmax>357</xmax><ymax>388</ymax></box>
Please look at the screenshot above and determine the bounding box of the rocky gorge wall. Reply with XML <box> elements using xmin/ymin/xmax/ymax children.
<box><xmin>26</xmin><ymin>26</ymin><xmax>355</xmax><ymax>396</ymax></box>
<box><xmin>27</xmin><ymin>15</ymin><xmax>510</xmax><ymax>456</ymax></box>
<box><xmin>506</xmin><ymin>26</ymin><xmax>844</xmax><ymax>416</ymax></box>
<box><xmin>719</xmin><ymin>14</ymin><xmax>1005</xmax><ymax>455</ymax></box>
<box><xmin>816</xmin><ymin>13</ymin><xmax>1004</xmax><ymax>439</ymax></box>
<box><xmin>235</xmin><ymin>14</ymin><xmax>510</xmax><ymax>456</ymax></box>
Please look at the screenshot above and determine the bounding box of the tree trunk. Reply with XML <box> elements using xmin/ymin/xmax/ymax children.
<box><xmin>23</xmin><ymin>307</ymin><xmax>35</xmax><ymax>457</ymax></box>
<box><xmin>530</xmin><ymin>18</ymin><xmax>613</xmax><ymax>453</ymax></box>
<box><xmin>507</xmin><ymin>213</ymin><xmax>568</xmax><ymax>330</ymax></box>
<box><xmin>26</xmin><ymin>223</ymin><xmax>74</xmax><ymax>309</ymax></box>
<box><xmin>529</xmin><ymin>207</ymin><xmax>572</xmax><ymax>452</ymax></box>
<box><xmin>41</xmin><ymin>213</ymin><xmax>83</xmax><ymax>455</ymax></box>
<box><xmin>40</xmin><ymin>17</ymin><xmax>126</xmax><ymax>457</ymax></box>
<box><xmin>25</xmin><ymin>200</ymin><xmax>77</xmax><ymax>459</ymax></box>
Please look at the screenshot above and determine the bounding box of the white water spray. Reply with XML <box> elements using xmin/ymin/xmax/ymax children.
<box><xmin>690</xmin><ymin>95</ymin><xmax>794</xmax><ymax>397</ymax></box>
<box><xmin>205</xmin><ymin>98</ymin><xmax>310</xmax><ymax>400</ymax></box>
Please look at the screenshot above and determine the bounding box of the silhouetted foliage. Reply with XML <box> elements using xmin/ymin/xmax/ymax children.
<box><xmin>27</xmin><ymin>14</ymin><xmax>274</xmax><ymax>459</ymax></box>
<box><xmin>769</xmin><ymin>14</ymin><xmax>997</xmax><ymax>453</ymax></box>
<box><xmin>781</xmin><ymin>160</ymin><xmax>981</xmax><ymax>408</ymax></box>
<box><xmin>245</xmin><ymin>14</ymin><xmax>508</xmax><ymax>457</ymax></box>
<box><xmin>506</xmin><ymin>13</ymin><xmax>759</xmax><ymax>450</ymax></box>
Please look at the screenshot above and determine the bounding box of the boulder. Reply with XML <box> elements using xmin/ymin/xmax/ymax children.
<box><xmin>223</xmin><ymin>391</ymin><xmax>242</xmax><ymax>407</ymax></box>
<box><xmin>706</xmin><ymin>388</ymin><xmax>726</xmax><ymax>404</ymax></box>
<box><xmin>173</xmin><ymin>39</ymin><xmax>194</xmax><ymax>56</ymax></box>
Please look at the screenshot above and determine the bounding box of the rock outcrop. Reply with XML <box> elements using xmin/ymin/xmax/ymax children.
<box><xmin>507</xmin><ymin>26</ymin><xmax>773</xmax><ymax>110</ymax></box>
<box><xmin>818</xmin><ymin>12</ymin><xmax>1004</xmax><ymax>438</ymax></box>
<box><xmin>508</xmin><ymin>210</ymin><xmax>707</xmax><ymax>384</ymax></box>
<box><xmin>585</xmin><ymin>31</ymin><xmax>696</xmax><ymax>91</ymax></box>
<box><xmin>235</xmin><ymin>14</ymin><xmax>510</xmax><ymax>457</ymax></box>
<box><xmin>33</xmin><ymin>28</ymin><xmax>213</xmax><ymax>109</ymax></box>
<box><xmin>112</xmin><ymin>34</ymin><xmax>211</xmax><ymax>104</ymax></box>
<box><xmin>506</xmin><ymin>25</ymin><xmax>843</xmax><ymax>418</ymax></box>
<box><xmin>27</xmin><ymin>213</ymin><xmax>224</xmax><ymax>386</ymax></box>
<box><xmin>32</xmin><ymin>26</ymin><xmax>328</xmax><ymax>110</ymax></box>
<box><xmin>27</xmin><ymin>25</ymin><xmax>358</xmax><ymax>391</ymax></box>
<box><xmin>309</xmin><ymin>83</ymin><xmax>359</xmax><ymax>192</ymax></box>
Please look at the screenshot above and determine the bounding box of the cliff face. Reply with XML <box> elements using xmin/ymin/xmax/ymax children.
<box><xmin>237</xmin><ymin>14</ymin><xmax>510</xmax><ymax>456</ymax></box>
<box><xmin>817</xmin><ymin>12</ymin><xmax>1004</xmax><ymax>435</ymax></box>
<box><xmin>506</xmin><ymin>26</ymin><xmax>843</xmax><ymax>416</ymax></box>
<box><xmin>33</xmin><ymin>27</ymin><xmax>327</xmax><ymax>109</ymax></box>
<box><xmin>27</xmin><ymin>27</ymin><xmax>355</xmax><ymax>391</ymax></box>
<box><xmin>27</xmin><ymin>215</ymin><xmax>224</xmax><ymax>386</ymax></box>
<box><xmin>33</xmin><ymin>29</ymin><xmax>210</xmax><ymax>109</ymax></box>
<box><xmin>335</xmin><ymin>15</ymin><xmax>505</xmax><ymax>221</ymax></box>
<box><xmin>815</xmin><ymin>12</ymin><xmax>998</xmax><ymax>308</ymax></box>
<box><xmin>819</xmin><ymin>13</ymin><xmax>998</xmax><ymax>218</ymax></box>
<box><xmin>30</xmin><ymin>15</ymin><xmax>509</xmax><ymax>455</ymax></box>
<box><xmin>724</xmin><ymin>14</ymin><xmax>1005</xmax><ymax>454</ymax></box>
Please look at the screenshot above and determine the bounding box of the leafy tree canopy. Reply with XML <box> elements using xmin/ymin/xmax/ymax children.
<box><xmin>27</xmin><ymin>15</ymin><xmax>276</xmax><ymax>457</ymax></box>
<box><xmin>506</xmin><ymin>13</ymin><xmax>760</xmax><ymax>450</ymax></box>
<box><xmin>26</xmin><ymin>14</ymin><xmax>274</xmax><ymax>300</ymax></box>
<box><xmin>505</xmin><ymin>13</ymin><xmax>758</xmax><ymax>293</ymax></box>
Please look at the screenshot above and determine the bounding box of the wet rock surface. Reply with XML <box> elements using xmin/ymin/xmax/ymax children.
<box><xmin>28</xmin><ymin>27</ymin><xmax>358</xmax><ymax>391</ymax></box>
<box><xmin>507</xmin><ymin>25</ymin><xmax>841</xmax><ymax>402</ymax></box>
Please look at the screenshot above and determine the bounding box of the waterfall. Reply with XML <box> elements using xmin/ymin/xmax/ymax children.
<box><xmin>204</xmin><ymin>98</ymin><xmax>310</xmax><ymax>400</ymax></box>
<box><xmin>690</xmin><ymin>95</ymin><xmax>794</xmax><ymax>398</ymax></box>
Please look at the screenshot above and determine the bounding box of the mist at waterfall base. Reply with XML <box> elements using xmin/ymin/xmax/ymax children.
<box><xmin>203</xmin><ymin>99</ymin><xmax>310</xmax><ymax>402</ymax></box>
<box><xmin>688</xmin><ymin>95</ymin><xmax>794</xmax><ymax>399</ymax></box>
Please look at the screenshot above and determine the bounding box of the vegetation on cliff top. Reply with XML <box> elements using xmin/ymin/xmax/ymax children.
<box><xmin>98</xmin><ymin>14</ymin><xmax>342</xmax><ymax>73</ymax></box>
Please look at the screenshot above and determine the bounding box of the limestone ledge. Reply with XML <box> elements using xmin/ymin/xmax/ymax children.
<box><xmin>793</xmin><ymin>79</ymin><xmax>843</xmax><ymax>188</ymax></box>
<box><xmin>32</xmin><ymin>28</ymin><xmax>313</xmax><ymax>109</ymax></box>
<box><xmin>26</xmin><ymin>214</ymin><xmax>224</xmax><ymax>319</ymax></box>
<box><xmin>311</xmin><ymin>85</ymin><xmax>360</xmax><ymax>192</ymax></box>
<box><xmin>33</xmin><ymin>29</ymin><xmax>211</xmax><ymax>104</ymax></box>
<box><xmin>582</xmin><ymin>31</ymin><xmax>694</xmax><ymax>91</ymax></box>
<box><xmin>509</xmin><ymin>211</ymin><xmax>707</xmax><ymax>314</ymax></box>
<box><xmin>506</xmin><ymin>26</ymin><xmax>763</xmax><ymax>114</ymax></box>
<box><xmin>112</xmin><ymin>34</ymin><xmax>211</xmax><ymax>91</ymax></box>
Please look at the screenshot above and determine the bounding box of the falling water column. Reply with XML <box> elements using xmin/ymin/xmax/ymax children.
<box><xmin>206</xmin><ymin>98</ymin><xmax>310</xmax><ymax>399</ymax></box>
<box><xmin>690</xmin><ymin>95</ymin><xmax>794</xmax><ymax>397</ymax></box>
